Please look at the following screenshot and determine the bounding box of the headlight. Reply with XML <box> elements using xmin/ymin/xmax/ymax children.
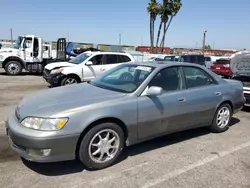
<box><xmin>50</xmin><ymin>68</ymin><xmax>64</xmax><ymax>74</ymax></box>
<box><xmin>21</xmin><ymin>117</ymin><xmax>68</xmax><ymax>131</ymax></box>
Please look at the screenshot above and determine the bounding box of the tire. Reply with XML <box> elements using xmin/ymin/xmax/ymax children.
<box><xmin>60</xmin><ymin>76</ymin><xmax>80</xmax><ymax>86</ymax></box>
<box><xmin>4</xmin><ymin>61</ymin><xmax>23</xmax><ymax>75</ymax></box>
<box><xmin>78</xmin><ymin>122</ymin><xmax>125</xmax><ymax>170</ymax></box>
<box><xmin>209</xmin><ymin>103</ymin><xmax>232</xmax><ymax>133</ymax></box>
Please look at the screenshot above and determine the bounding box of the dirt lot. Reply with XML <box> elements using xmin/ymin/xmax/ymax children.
<box><xmin>0</xmin><ymin>68</ymin><xmax>250</xmax><ymax>188</ymax></box>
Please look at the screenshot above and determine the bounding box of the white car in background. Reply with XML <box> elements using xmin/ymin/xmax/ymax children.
<box><xmin>43</xmin><ymin>51</ymin><xmax>135</xmax><ymax>87</ymax></box>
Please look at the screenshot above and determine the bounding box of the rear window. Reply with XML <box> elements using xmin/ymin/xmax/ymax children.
<box><xmin>214</xmin><ymin>59</ymin><xmax>230</xmax><ymax>65</ymax></box>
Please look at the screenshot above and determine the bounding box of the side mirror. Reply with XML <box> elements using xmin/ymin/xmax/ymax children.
<box><xmin>146</xmin><ymin>86</ymin><xmax>163</xmax><ymax>96</ymax></box>
<box><xmin>85</xmin><ymin>61</ymin><xmax>93</xmax><ymax>66</ymax></box>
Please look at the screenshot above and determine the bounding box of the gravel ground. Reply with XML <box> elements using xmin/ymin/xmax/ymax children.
<box><xmin>0</xmin><ymin>68</ymin><xmax>250</xmax><ymax>188</ymax></box>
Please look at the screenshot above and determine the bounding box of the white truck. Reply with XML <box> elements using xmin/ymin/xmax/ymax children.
<box><xmin>43</xmin><ymin>51</ymin><xmax>135</xmax><ymax>87</ymax></box>
<box><xmin>0</xmin><ymin>35</ymin><xmax>68</xmax><ymax>75</ymax></box>
<box><xmin>230</xmin><ymin>51</ymin><xmax>250</xmax><ymax>107</ymax></box>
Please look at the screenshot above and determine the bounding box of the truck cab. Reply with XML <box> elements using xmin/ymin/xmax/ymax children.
<box><xmin>0</xmin><ymin>35</ymin><xmax>43</xmax><ymax>75</ymax></box>
<box><xmin>0</xmin><ymin>35</ymin><xmax>67</xmax><ymax>75</ymax></box>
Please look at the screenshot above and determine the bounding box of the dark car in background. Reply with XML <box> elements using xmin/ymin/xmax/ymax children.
<box><xmin>163</xmin><ymin>54</ymin><xmax>206</xmax><ymax>67</ymax></box>
<box><xmin>210</xmin><ymin>58</ymin><xmax>232</xmax><ymax>78</ymax></box>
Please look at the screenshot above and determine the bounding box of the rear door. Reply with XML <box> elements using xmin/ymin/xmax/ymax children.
<box><xmin>180</xmin><ymin>66</ymin><xmax>222</xmax><ymax>128</ymax></box>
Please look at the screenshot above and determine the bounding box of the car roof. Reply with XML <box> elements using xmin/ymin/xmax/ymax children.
<box><xmin>88</xmin><ymin>51</ymin><xmax>130</xmax><ymax>55</ymax></box>
<box><xmin>128</xmin><ymin>61</ymin><xmax>205</xmax><ymax>69</ymax></box>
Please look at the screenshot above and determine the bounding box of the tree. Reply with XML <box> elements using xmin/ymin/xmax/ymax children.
<box><xmin>147</xmin><ymin>0</ymin><xmax>160</xmax><ymax>52</ymax></box>
<box><xmin>155</xmin><ymin>1</ymin><xmax>169</xmax><ymax>51</ymax></box>
<box><xmin>159</xmin><ymin>0</ymin><xmax>182</xmax><ymax>52</ymax></box>
<box><xmin>204</xmin><ymin>45</ymin><xmax>212</xmax><ymax>50</ymax></box>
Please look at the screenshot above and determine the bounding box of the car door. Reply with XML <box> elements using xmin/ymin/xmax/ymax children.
<box><xmin>180</xmin><ymin>66</ymin><xmax>223</xmax><ymax>128</ymax></box>
<box><xmin>82</xmin><ymin>54</ymin><xmax>106</xmax><ymax>81</ymax></box>
<box><xmin>104</xmin><ymin>54</ymin><xmax>129</xmax><ymax>71</ymax></box>
<box><xmin>137</xmin><ymin>66</ymin><xmax>190</xmax><ymax>140</ymax></box>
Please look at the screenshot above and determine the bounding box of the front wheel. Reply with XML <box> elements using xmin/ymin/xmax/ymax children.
<box><xmin>4</xmin><ymin>61</ymin><xmax>23</xmax><ymax>75</ymax></box>
<box><xmin>60</xmin><ymin>76</ymin><xmax>80</xmax><ymax>86</ymax></box>
<box><xmin>209</xmin><ymin>103</ymin><xmax>232</xmax><ymax>133</ymax></box>
<box><xmin>78</xmin><ymin>122</ymin><xmax>125</xmax><ymax>170</ymax></box>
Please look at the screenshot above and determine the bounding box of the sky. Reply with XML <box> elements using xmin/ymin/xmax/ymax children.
<box><xmin>1</xmin><ymin>0</ymin><xmax>250</xmax><ymax>50</ymax></box>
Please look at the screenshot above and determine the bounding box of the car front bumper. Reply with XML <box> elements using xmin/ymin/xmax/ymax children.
<box><xmin>5</xmin><ymin>111</ymin><xmax>79</xmax><ymax>163</ymax></box>
<box><xmin>43</xmin><ymin>72</ymin><xmax>65</xmax><ymax>86</ymax></box>
<box><xmin>243</xmin><ymin>87</ymin><xmax>250</xmax><ymax>107</ymax></box>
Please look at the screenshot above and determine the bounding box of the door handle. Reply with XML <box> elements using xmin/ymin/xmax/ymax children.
<box><xmin>215</xmin><ymin>92</ymin><xmax>221</xmax><ymax>96</ymax></box>
<box><xmin>178</xmin><ymin>98</ymin><xmax>185</xmax><ymax>102</ymax></box>
<box><xmin>100</xmin><ymin>68</ymin><xmax>105</xmax><ymax>71</ymax></box>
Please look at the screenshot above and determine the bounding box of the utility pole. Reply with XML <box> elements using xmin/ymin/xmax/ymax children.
<box><xmin>10</xmin><ymin>28</ymin><xmax>13</xmax><ymax>44</ymax></box>
<box><xmin>202</xmin><ymin>30</ymin><xmax>207</xmax><ymax>54</ymax></box>
<box><xmin>118</xmin><ymin>33</ymin><xmax>121</xmax><ymax>45</ymax></box>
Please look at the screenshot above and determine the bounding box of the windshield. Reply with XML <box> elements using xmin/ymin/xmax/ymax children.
<box><xmin>164</xmin><ymin>56</ymin><xmax>176</xmax><ymax>61</ymax></box>
<box><xmin>89</xmin><ymin>64</ymin><xmax>155</xmax><ymax>93</ymax></box>
<box><xmin>69</xmin><ymin>52</ymin><xmax>91</xmax><ymax>64</ymax></box>
<box><xmin>14</xmin><ymin>36</ymin><xmax>23</xmax><ymax>49</ymax></box>
<box><xmin>214</xmin><ymin>59</ymin><xmax>230</xmax><ymax>64</ymax></box>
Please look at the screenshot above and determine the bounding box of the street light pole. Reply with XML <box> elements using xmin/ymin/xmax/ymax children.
<box><xmin>118</xmin><ymin>34</ymin><xmax>121</xmax><ymax>45</ymax></box>
<box><xmin>202</xmin><ymin>30</ymin><xmax>207</xmax><ymax>54</ymax></box>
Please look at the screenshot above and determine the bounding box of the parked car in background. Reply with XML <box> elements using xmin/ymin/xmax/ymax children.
<box><xmin>178</xmin><ymin>54</ymin><xmax>206</xmax><ymax>66</ymax></box>
<box><xmin>210</xmin><ymin>58</ymin><xmax>232</xmax><ymax>78</ymax></box>
<box><xmin>205</xmin><ymin>55</ymin><xmax>213</xmax><ymax>69</ymax></box>
<box><xmin>163</xmin><ymin>55</ymin><xmax>178</xmax><ymax>62</ymax></box>
<box><xmin>43</xmin><ymin>51</ymin><xmax>135</xmax><ymax>87</ymax></box>
<box><xmin>6</xmin><ymin>61</ymin><xmax>245</xmax><ymax>170</ymax></box>
<box><xmin>230</xmin><ymin>51</ymin><xmax>250</xmax><ymax>107</ymax></box>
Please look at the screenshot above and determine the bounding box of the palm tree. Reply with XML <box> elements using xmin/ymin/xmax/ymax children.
<box><xmin>159</xmin><ymin>0</ymin><xmax>182</xmax><ymax>51</ymax></box>
<box><xmin>155</xmin><ymin>0</ymin><xmax>169</xmax><ymax>52</ymax></box>
<box><xmin>147</xmin><ymin>0</ymin><xmax>159</xmax><ymax>52</ymax></box>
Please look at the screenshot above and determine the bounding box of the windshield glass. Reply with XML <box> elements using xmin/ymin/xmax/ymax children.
<box><xmin>90</xmin><ymin>64</ymin><xmax>155</xmax><ymax>93</ymax></box>
<box><xmin>69</xmin><ymin>52</ymin><xmax>91</xmax><ymax>64</ymax></box>
<box><xmin>164</xmin><ymin>56</ymin><xmax>175</xmax><ymax>61</ymax></box>
<box><xmin>214</xmin><ymin>59</ymin><xmax>230</xmax><ymax>64</ymax></box>
<box><xmin>14</xmin><ymin>36</ymin><xmax>23</xmax><ymax>49</ymax></box>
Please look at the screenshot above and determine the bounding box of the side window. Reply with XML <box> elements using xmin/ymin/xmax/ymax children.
<box><xmin>148</xmin><ymin>67</ymin><xmax>184</xmax><ymax>92</ymax></box>
<box><xmin>23</xmin><ymin>37</ymin><xmax>32</xmax><ymax>48</ymax></box>
<box><xmin>118</xmin><ymin>55</ymin><xmax>131</xmax><ymax>62</ymax></box>
<box><xmin>106</xmin><ymin>55</ymin><xmax>119</xmax><ymax>64</ymax></box>
<box><xmin>89</xmin><ymin>55</ymin><xmax>104</xmax><ymax>65</ymax></box>
<box><xmin>33</xmin><ymin>38</ymin><xmax>39</xmax><ymax>57</ymax></box>
<box><xmin>182</xmin><ymin>66</ymin><xmax>215</xmax><ymax>88</ymax></box>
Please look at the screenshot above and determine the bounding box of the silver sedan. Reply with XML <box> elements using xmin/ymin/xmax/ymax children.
<box><xmin>5</xmin><ymin>61</ymin><xmax>245</xmax><ymax>170</ymax></box>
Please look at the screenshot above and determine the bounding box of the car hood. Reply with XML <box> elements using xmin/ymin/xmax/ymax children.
<box><xmin>45</xmin><ymin>62</ymin><xmax>77</xmax><ymax>70</ymax></box>
<box><xmin>16</xmin><ymin>83</ymin><xmax>127</xmax><ymax>119</ymax></box>
<box><xmin>230</xmin><ymin>52</ymin><xmax>250</xmax><ymax>76</ymax></box>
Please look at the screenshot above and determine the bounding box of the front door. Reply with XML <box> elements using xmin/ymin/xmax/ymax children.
<box><xmin>21</xmin><ymin>37</ymin><xmax>34</xmax><ymax>62</ymax></box>
<box><xmin>82</xmin><ymin>54</ymin><xmax>107</xmax><ymax>81</ymax></box>
<box><xmin>137</xmin><ymin>66</ymin><xmax>189</xmax><ymax>140</ymax></box>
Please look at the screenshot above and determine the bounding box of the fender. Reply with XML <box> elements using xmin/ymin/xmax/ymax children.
<box><xmin>2</xmin><ymin>56</ymin><xmax>25</xmax><ymax>68</ymax></box>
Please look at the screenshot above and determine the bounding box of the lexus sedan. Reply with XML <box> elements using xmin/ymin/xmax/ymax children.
<box><xmin>5</xmin><ymin>61</ymin><xmax>245</xmax><ymax>170</ymax></box>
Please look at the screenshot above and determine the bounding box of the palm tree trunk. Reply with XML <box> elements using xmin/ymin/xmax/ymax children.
<box><xmin>160</xmin><ymin>16</ymin><xmax>173</xmax><ymax>52</ymax></box>
<box><xmin>150</xmin><ymin>18</ymin><xmax>153</xmax><ymax>53</ymax></box>
<box><xmin>155</xmin><ymin>21</ymin><xmax>163</xmax><ymax>53</ymax></box>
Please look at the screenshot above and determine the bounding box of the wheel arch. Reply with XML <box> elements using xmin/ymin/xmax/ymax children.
<box><xmin>75</xmin><ymin>117</ymin><xmax>128</xmax><ymax>158</ymax></box>
<box><xmin>3</xmin><ymin>56</ymin><xmax>24</xmax><ymax>68</ymax></box>
<box><xmin>65</xmin><ymin>73</ymin><xmax>81</xmax><ymax>83</ymax></box>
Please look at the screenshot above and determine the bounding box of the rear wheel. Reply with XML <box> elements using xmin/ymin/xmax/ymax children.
<box><xmin>60</xmin><ymin>75</ymin><xmax>80</xmax><ymax>86</ymax></box>
<box><xmin>209</xmin><ymin>103</ymin><xmax>232</xmax><ymax>133</ymax></box>
<box><xmin>4</xmin><ymin>61</ymin><xmax>23</xmax><ymax>75</ymax></box>
<box><xmin>78</xmin><ymin>122</ymin><xmax>125</xmax><ymax>170</ymax></box>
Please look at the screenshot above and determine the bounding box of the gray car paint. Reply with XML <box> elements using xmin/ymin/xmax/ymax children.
<box><xmin>5</xmin><ymin>61</ymin><xmax>245</xmax><ymax>163</ymax></box>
